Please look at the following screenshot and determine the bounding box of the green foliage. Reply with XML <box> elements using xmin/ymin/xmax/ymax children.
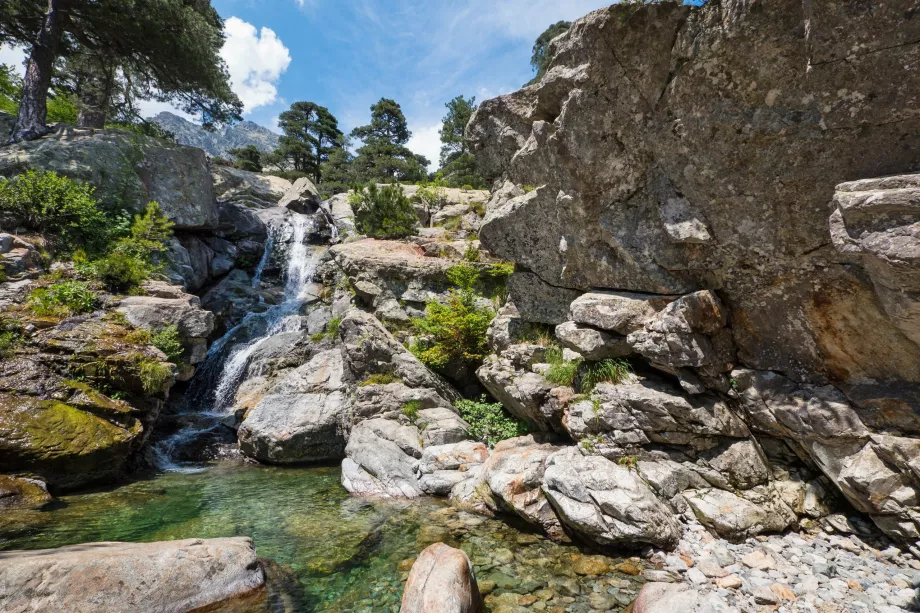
<box><xmin>0</xmin><ymin>331</ymin><xmax>20</xmax><ymax>357</ymax></box>
<box><xmin>228</xmin><ymin>145</ymin><xmax>263</xmax><ymax>173</ymax></box>
<box><xmin>440</xmin><ymin>152</ymin><xmax>486</xmax><ymax>189</ymax></box>
<box><xmin>545</xmin><ymin>359</ymin><xmax>580</xmax><ymax>388</ymax></box>
<box><xmin>350</xmin><ymin>98</ymin><xmax>429</xmax><ymax>183</ymax></box>
<box><xmin>131</xmin><ymin>354</ymin><xmax>173</xmax><ymax>395</ymax></box>
<box><xmin>515</xmin><ymin>322</ymin><xmax>558</xmax><ymax>348</ymax></box>
<box><xmin>415</xmin><ymin>185</ymin><xmax>446</xmax><ymax>209</ymax></box>
<box><xmin>3</xmin><ymin>0</ymin><xmax>242</xmax><ymax>135</ymax></box>
<box><xmin>522</xmin><ymin>185</ymin><xmax>537</xmax><ymax>193</ymax></box>
<box><xmin>352</xmin><ymin>183</ymin><xmax>418</xmax><ymax>239</ymax></box>
<box><xmin>402</xmin><ymin>400</ymin><xmax>422</xmax><ymax>423</ymax></box>
<box><xmin>456</xmin><ymin>396</ymin><xmax>529</xmax><ymax>447</ymax></box>
<box><xmin>580</xmin><ymin>359</ymin><xmax>632</xmax><ymax>393</ymax></box>
<box><xmin>273</xmin><ymin>101</ymin><xmax>344</xmax><ymax>182</ymax></box>
<box><xmin>310</xmin><ymin>316</ymin><xmax>341</xmax><ymax>343</ymax></box>
<box><xmin>359</xmin><ymin>373</ymin><xmax>403</xmax><ymax>387</ymax></box>
<box><xmin>151</xmin><ymin>325</ymin><xmax>184</xmax><ymax>364</ymax></box>
<box><xmin>439</xmin><ymin>95</ymin><xmax>476</xmax><ymax>166</ymax></box>
<box><xmin>27</xmin><ymin>281</ymin><xmax>98</xmax><ymax>317</ymax></box>
<box><xmin>529</xmin><ymin>21</ymin><xmax>572</xmax><ymax>85</ymax></box>
<box><xmin>0</xmin><ymin>170</ymin><xmax>109</xmax><ymax>253</ymax></box>
<box><xmin>106</xmin><ymin>120</ymin><xmax>177</xmax><ymax>142</ymax></box>
<box><xmin>462</xmin><ymin>242</ymin><xmax>481</xmax><ymax>263</ymax></box>
<box><xmin>83</xmin><ymin>202</ymin><xmax>174</xmax><ymax>292</ymax></box>
<box><xmin>411</xmin><ymin>264</ymin><xmax>494</xmax><ymax>371</ymax></box>
<box><xmin>617</xmin><ymin>455</ymin><xmax>639</xmax><ymax>471</ymax></box>
<box><xmin>461</xmin><ymin>185</ymin><xmax>475</xmax><ymax>191</ymax></box>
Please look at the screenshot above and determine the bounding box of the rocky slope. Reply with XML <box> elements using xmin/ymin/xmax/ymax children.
<box><xmin>466</xmin><ymin>0</ymin><xmax>920</xmax><ymax>551</ymax></box>
<box><xmin>151</xmin><ymin>111</ymin><xmax>280</xmax><ymax>159</ymax></box>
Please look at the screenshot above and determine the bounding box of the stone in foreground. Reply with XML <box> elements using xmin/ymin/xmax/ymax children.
<box><xmin>400</xmin><ymin>543</ymin><xmax>480</xmax><ymax>613</ymax></box>
<box><xmin>0</xmin><ymin>537</ymin><xmax>265</xmax><ymax>613</ymax></box>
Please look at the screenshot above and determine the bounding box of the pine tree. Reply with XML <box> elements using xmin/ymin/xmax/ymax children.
<box><xmin>1</xmin><ymin>0</ymin><xmax>242</xmax><ymax>142</ymax></box>
<box><xmin>528</xmin><ymin>21</ymin><xmax>571</xmax><ymax>85</ymax></box>
<box><xmin>274</xmin><ymin>101</ymin><xmax>344</xmax><ymax>182</ymax></box>
<box><xmin>228</xmin><ymin>145</ymin><xmax>263</xmax><ymax>173</ymax></box>
<box><xmin>439</xmin><ymin>95</ymin><xmax>476</xmax><ymax>167</ymax></box>
<box><xmin>350</xmin><ymin>98</ymin><xmax>428</xmax><ymax>183</ymax></box>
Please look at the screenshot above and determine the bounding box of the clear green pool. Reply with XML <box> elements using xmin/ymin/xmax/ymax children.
<box><xmin>0</xmin><ymin>463</ymin><xmax>642</xmax><ymax>612</ymax></box>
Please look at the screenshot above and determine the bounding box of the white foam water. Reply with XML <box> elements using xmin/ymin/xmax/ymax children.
<box><xmin>153</xmin><ymin>214</ymin><xmax>322</xmax><ymax>471</ymax></box>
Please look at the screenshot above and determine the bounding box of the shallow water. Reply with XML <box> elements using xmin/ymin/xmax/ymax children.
<box><xmin>0</xmin><ymin>463</ymin><xmax>643</xmax><ymax>612</ymax></box>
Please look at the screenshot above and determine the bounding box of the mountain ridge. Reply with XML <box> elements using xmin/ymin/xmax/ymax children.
<box><xmin>151</xmin><ymin>111</ymin><xmax>280</xmax><ymax>159</ymax></box>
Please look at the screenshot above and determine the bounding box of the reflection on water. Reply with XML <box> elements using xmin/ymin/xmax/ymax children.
<box><xmin>0</xmin><ymin>463</ymin><xmax>643</xmax><ymax>612</ymax></box>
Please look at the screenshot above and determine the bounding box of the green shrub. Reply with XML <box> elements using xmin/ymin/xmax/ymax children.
<box><xmin>151</xmin><ymin>325</ymin><xmax>184</xmax><ymax>364</ymax></box>
<box><xmin>469</xmin><ymin>200</ymin><xmax>486</xmax><ymax>217</ymax></box>
<box><xmin>461</xmin><ymin>184</ymin><xmax>474</xmax><ymax>191</ymax></box>
<box><xmin>132</xmin><ymin>354</ymin><xmax>174</xmax><ymax>395</ymax></box>
<box><xmin>580</xmin><ymin>359</ymin><xmax>632</xmax><ymax>393</ymax></box>
<box><xmin>411</xmin><ymin>277</ymin><xmax>493</xmax><ymax>372</ymax></box>
<box><xmin>456</xmin><ymin>396</ymin><xmax>529</xmax><ymax>447</ymax></box>
<box><xmin>351</xmin><ymin>184</ymin><xmax>418</xmax><ymax>239</ymax></box>
<box><xmin>522</xmin><ymin>185</ymin><xmax>537</xmax><ymax>193</ymax></box>
<box><xmin>416</xmin><ymin>185</ymin><xmax>446</xmax><ymax>210</ymax></box>
<box><xmin>0</xmin><ymin>170</ymin><xmax>110</xmax><ymax>253</ymax></box>
<box><xmin>515</xmin><ymin>322</ymin><xmax>557</xmax><ymax>347</ymax></box>
<box><xmin>311</xmin><ymin>316</ymin><xmax>342</xmax><ymax>343</ymax></box>
<box><xmin>462</xmin><ymin>242</ymin><xmax>481</xmax><ymax>263</ymax></box>
<box><xmin>84</xmin><ymin>202</ymin><xmax>174</xmax><ymax>292</ymax></box>
<box><xmin>359</xmin><ymin>373</ymin><xmax>402</xmax><ymax>386</ymax></box>
<box><xmin>27</xmin><ymin>281</ymin><xmax>98</xmax><ymax>317</ymax></box>
<box><xmin>402</xmin><ymin>400</ymin><xmax>422</xmax><ymax>423</ymax></box>
<box><xmin>545</xmin><ymin>359</ymin><xmax>580</xmax><ymax>387</ymax></box>
<box><xmin>90</xmin><ymin>251</ymin><xmax>149</xmax><ymax>292</ymax></box>
<box><xmin>0</xmin><ymin>330</ymin><xmax>20</xmax><ymax>357</ymax></box>
<box><xmin>617</xmin><ymin>455</ymin><xmax>639</xmax><ymax>471</ymax></box>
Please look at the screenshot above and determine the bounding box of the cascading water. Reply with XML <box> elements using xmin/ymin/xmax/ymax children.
<box><xmin>153</xmin><ymin>213</ymin><xmax>322</xmax><ymax>470</ymax></box>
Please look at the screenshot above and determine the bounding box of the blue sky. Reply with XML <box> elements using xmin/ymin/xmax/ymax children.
<box><xmin>0</xmin><ymin>1</ymin><xmax>676</xmax><ymax>166</ymax></box>
<box><xmin>203</xmin><ymin>0</ymin><xmax>617</xmax><ymax>165</ymax></box>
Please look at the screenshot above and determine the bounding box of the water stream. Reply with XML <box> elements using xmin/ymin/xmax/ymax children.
<box><xmin>0</xmin><ymin>464</ymin><xmax>640</xmax><ymax>613</ymax></box>
<box><xmin>152</xmin><ymin>213</ymin><xmax>322</xmax><ymax>471</ymax></box>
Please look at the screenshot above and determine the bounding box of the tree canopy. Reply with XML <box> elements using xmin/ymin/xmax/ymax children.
<box><xmin>350</xmin><ymin>98</ymin><xmax>428</xmax><ymax>183</ymax></box>
<box><xmin>273</xmin><ymin>101</ymin><xmax>343</xmax><ymax>182</ymax></box>
<box><xmin>437</xmin><ymin>95</ymin><xmax>485</xmax><ymax>189</ymax></box>
<box><xmin>228</xmin><ymin>145</ymin><xmax>263</xmax><ymax>173</ymax></box>
<box><xmin>1</xmin><ymin>0</ymin><xmax>242</xmax><ymax>141</ymax></box>
<box><xmin>528</xmin><ymin>21</ymin><xmax>571</xmax><ymax>85</ymax></box>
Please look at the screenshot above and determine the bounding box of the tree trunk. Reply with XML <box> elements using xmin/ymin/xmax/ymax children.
<box><xmin>77</xmin><ymin>62</ymin><xmax>114</xmax><ymax>129</ymax></box>
<box><xmin>8</xmin><ymin>0</ymin><xmax>70</xmax><ymax>144</ymax></box>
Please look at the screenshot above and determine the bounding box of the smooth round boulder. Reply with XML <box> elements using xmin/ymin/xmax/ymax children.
<box><xmin>400</xmin><ymin>543</ymin><xmax>480</xmax><ymax>613</ymax></box>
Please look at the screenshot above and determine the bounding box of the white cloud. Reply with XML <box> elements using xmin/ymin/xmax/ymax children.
<box><xmin>220</xmin><ymin>17</ymin><xmax>292</xmax><ymax>114</ymax></box>
<box><xmin>407</xmin><ymin>122</ymin><xmax>442</xmax><ymax>171</ymax></box>
<box><xmin>0</xmin><ymin>45</ymin><xmax>27</xmax><ymax>75</ymax></box>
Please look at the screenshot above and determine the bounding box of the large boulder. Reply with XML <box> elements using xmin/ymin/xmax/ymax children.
<box><xmin>542</xmin><ymin>447</ymin><xmax>680</xmax><ymax>549</ymax></box>
<box><xmin>341</xmin><ymin>418</ymin><xmax>424</xmax><ymax>498</ymax></box>
<box><xmin>468</xmin><ymin>0</ymin><xmax>920</xmax><ymax>389</ymax></box>
<box><xmin>0</xmin><ymin>127</ymin><xmax>218</xmax><ymax>229</ymax></box>
<box><xmin>0</xmin><ymin>537</ymin><xmax>265</xmax><ymax>613</ymax></box>
<box><xmin>238</xmin><ymin>349</ymin><xmax>350</xmax><ymax>464</ymax></box>
<box><xmin>400</xmin><ymin>543</ymin><xmax>480</xmax><ymax>613</ymax></box>
<box><xmin>212</xmin><ymin>165</ymin><xmax>292</xmax><ymax>209</ymax></box>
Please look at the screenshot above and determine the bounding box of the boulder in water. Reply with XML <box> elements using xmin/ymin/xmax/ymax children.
<box><xmin>0</xmin><ymin>537</ymin><xmax>265</xmax><ymax>613</ymax></box>
<box><xmin>400</xmin><ymin>543</ymin><xmax>481</xmax><ymax>613</ymax></box>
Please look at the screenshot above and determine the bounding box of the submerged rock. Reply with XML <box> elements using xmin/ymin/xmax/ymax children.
<box><xmin>400</xmin><ymin>543</ymin><xmax>480</xmax><ymax>613</ymax></box>
<box><xmin>0</xmin><ymin>537</ymin><xmax>265</xmax><ymax>613</ymax></box>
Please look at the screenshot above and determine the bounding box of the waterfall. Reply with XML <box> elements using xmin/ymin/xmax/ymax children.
<box><xmin>153</xmin><ymin>213</ymin><xmax>322</xmax><ymax>471</ymax></box>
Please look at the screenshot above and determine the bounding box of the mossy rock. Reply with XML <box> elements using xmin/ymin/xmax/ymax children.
<box><xmin>0</xmin><ymin>474</ymin><xmax>52</xmax><ymax>510</ymax></box>
<box><xmin>0</xmin><ymin>393</ymin><xmax>142</xmax><ymax>491</ymax></box>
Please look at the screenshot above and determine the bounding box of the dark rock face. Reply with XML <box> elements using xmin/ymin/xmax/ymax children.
<box><xmin>467</xmin><ymin>0</ymin><xmax>920</xmax><ymax>545</ymax></box>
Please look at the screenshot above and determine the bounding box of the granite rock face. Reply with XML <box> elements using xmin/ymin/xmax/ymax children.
<box><xmin>467</xmin><ymin>0</ymin><xmax>920</xmax><ymax>546</ymax></box>
<box><xmin>400</xmin><ymin>543</ymin><xmax>480</xmax><ymax>613</ymax></box>
<box><xmin>0</xmin><ymin>537</ymin><xmax>265</xmax><ymax>613</ymax></box>
<box><xmin>0</xmin><ymin>127</ymin><xmax>218</xmax><ymax>229</ymax></box>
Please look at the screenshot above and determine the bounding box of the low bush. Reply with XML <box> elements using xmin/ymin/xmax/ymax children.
<box><xmin>27</xmin><ymin>281</ymin><xmax>98</xmax><ymax>317</ymax></box>
<box><xmin>415</xmin><ymin>185</ymin><xmax>446</xmax><ymax>210</ymax></box>
<box><xmin>545</xmin><ymin>359</ymin><xmax>580</xmax><ymax>388</ymax></box>
<box><xmin>132</xmin><ymin>354</ymin><xmax>174</xmax><ymax>395</ymax></box>
<box><xmin>151</xmin><ymin>325</ymin><xmax>184</xmax><ymax>364</ymax></box>
<box><xmin>456</xmin><ymin>396</ymin><xmax>529</xmax><ymax>447</ymax></box>
<box><xmin>402</xmin><ymin>400</ymin><xmax>422</xmax><ymax>423</ymax></box>
<box><xmin>411</xmin><ymin>265</ymin><xmax>494</xmax><ymax>371</ymax></box>
<box><xmin>0</xmin><ymin>170</ymin><xmax>110</xmax><ymax>253</ymax></box>
<box><xmin>580</xmin><ymin>359</ymin><xmax>632</xmax><ymax>393</ymax></box>
<box><xmin>359</xmin><ymin>373</ymin><xmax>402</xmax><ymax>386</ymax></box>
<box><xmin>310</xmin><ymin>316</ymin><xmax>342</xmax><ymax>343</ymax></box>
<box><xmin>81</xmin><ymin>202</ymin><xmax>174</xmax><ymax>292</ymax></box>
<box><xmin>351</xmin><ymin>183</ymin><xmax>418</xmax><ymax>239</ymax></box>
